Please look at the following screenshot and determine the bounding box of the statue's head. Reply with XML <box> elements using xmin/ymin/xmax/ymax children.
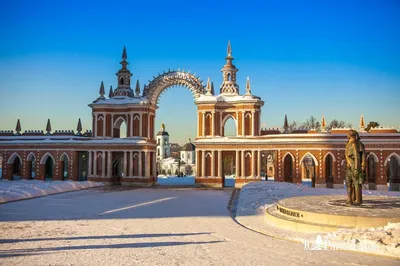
<box><xmin>347</xmin><ymin>130</ymin><xmax>358</xmax><ymax>140</ymax></box>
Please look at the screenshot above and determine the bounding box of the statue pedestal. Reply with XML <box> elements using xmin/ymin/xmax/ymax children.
<box><xmin>265</xmin><ymin>195</ymin><xmax>400</xmax><ymax>233</ymax></box>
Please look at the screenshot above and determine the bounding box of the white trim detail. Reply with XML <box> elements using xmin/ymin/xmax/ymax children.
<box><xmin>299</xmin><ymin>152</ymin><xmax>319</xmax><ymax>166</ymax></box>
<box><xmin>323</xmin><ymin>151</ymin><xmax>337</xmax><ymax>163</ymax></box>
<box><xmin>384</xmin><ymin>152</ymin><xmax>400</xmax><ymax>167</ymax></box>
<box><xmin>7</xmin><ymin>152</ymin><xmax>22</xmax><ymax>164</ymax></box>
<box><xmin>40</xmin><ymin>152</ymin><xmax>55</xmax><ymax>164</ymax></box>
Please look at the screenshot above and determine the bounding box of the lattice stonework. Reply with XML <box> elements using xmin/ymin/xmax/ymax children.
<box><xmin>142</xmin><ymin>71</ymin><xmax>205</xmax><ymax>105</ymax></box>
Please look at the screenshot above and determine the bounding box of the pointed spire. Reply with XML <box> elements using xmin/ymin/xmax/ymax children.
<box><xmin>122</xmin><ymin>46</ymin><xmax>127</xmax><ymax>59</ymax></box>
<box><xmin>360</xmin><ymin>114</ymin><xmax>366</xmax><ymax>132</ymax></box>
<box><xmin>283</xmin><ymin>115</ymin><xmax>289</xmax><ymax>134</ymax></box>
<box><xmin>15</xmin><ymin>119</ymin><xmax>21</xmax><ymax>135</ymax></box>
<box><xmin>210</xmin><ymin>82</ymin><xmax>215</xmax><ymax>95</ymax></box>
<box><xmin>108</xmin><ymin>85</ymin><xmax>114</xmax><ymax>98</ymax></box>
<box><xmin>46</xmin><ymin>119</ymin><xmax>52</xmax><ymax>135</ymax></box>
<box><xmin>245</xmin><ymin>76</ymin><xmax>252</xmax><ymax>95</ymax></box>
<box><xmin>76</xmin><ymin>118</ymin><xmax>82</xmax><ymax>134</ymax></box>
<box><xmin>227</xmin><ymin>40</ymin><xmax>232</xmax><ymax>57</ymax></box>
<box><xmin>135</xmin><ymin>79</ymin><xmax>140</xmax><ymax>97</ymax></box>
<box><xmin>161</xmin><ymin>123</ymin><xmax>165</xmax><ymax>131</ymax></box>
<box><xmin>205</xmin><ymin>77</ymin><xmax>212</xmax><ymax>95</ymax></box>
<box><xmin>321</xmin><ymin>114</ymin><xmax>327</xmax><ymax>132</ymax></box>
<box><xmin>98</xmin><ymin>81</ymin><xmax>105</xmax><ymax>99</ymax></box>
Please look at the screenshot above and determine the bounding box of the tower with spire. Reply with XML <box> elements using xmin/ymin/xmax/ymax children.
<box><xmin>321</xmin><ymin>114</ymin><xmax>327</xmax><ymax>132</ymax></box>
<box><xmin>220</xmin><ymin>41</ymin><xmax>239</xmax><ymax>95</ymax></box>
<box><xmin>360</xmin><ymin>114</ymin><xmax>366</xmax><ymax>132</ymax></box>
<box><xmin>113</xmin><ymin>46</ymin><xmax>134</xmax><ymax>97</ymax></box>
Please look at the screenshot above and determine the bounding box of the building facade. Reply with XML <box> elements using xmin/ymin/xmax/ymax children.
<box><xmin>0</xmin><ymin>43</ymin><xmax>399</xmax><ymax>190</ymax></box>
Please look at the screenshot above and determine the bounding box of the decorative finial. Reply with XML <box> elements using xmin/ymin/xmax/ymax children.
<box><xmin>135</xmin><ymin>79</ymin><xmax>140</xmax><ymax>97</ymax></box>
<box><xmin>360</xmin><ymin>114</ymin><xmax>366</xmax><ymax>132</ymax></box>
<box><xmin>161</xmin><ymin>123</ymin><xmax>165</xmax><ymax>131</ymax></box>
<box><xmin>76</xmin><ymin>118</ymin><xmax>82</xmax><ymax>134</ymax></box>
<box><xmin>46</xmin><ymin>119</ymin><xmax>52</xmax><ymax>135</ymax></box>
<box><xmin>227</xmin><ymin>40</ymin><xmax>232</xmax><ymax>57</ymax></box>
<box><xmin>205</xmin><ymin>77</ymin><xmax>212</xmax><ymax>95</ymax></box>
<box><xmin>108</xmin><ymin>85</ymin><xmax>114</xmax><ymax>98</ymax></box>
<box><xmin>98</xmin><ymin>81</ymin><xmax>105</xmax><ymax>99</ymax></box>
<box><xmin>245</xmin><ymin>76</ymin><xmax>252</xmax><ymax>95</ymax></box>
<box><xmin>283</xmin><ymin>115</ymin><xmax>289</xmax><ymax>133</ymax></box>
<box><xmin>15</xmin><ymin>119</ymin><xmax>21</xmax><ymax>135</ymax></box>
<box><xmin>321</xmin><ymin>114</ymin><xmax>327</xmax><ymax>132</ymax></box>
<box><xmin>122</xmin><ymin>46</ymin><xmax>127</xmax><ymax>59</ymax></box>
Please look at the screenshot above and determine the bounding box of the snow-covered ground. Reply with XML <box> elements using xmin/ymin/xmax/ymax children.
<box><xmin>235</xmin><ymin>181</ymin><xmax>400</xmax><ymax>258</ymax></box>
<box><xmin>0</xmin><ymin>180</ymin><xmax>104</xmax><ymax>204</ymax></box>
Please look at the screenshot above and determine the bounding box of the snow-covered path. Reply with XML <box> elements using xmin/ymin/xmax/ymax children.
<box><xmin>0</xmin><ymin>188</ymin><xmax>397</xmax><ymax>265</ymax></box>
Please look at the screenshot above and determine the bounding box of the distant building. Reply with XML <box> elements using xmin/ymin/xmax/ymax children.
<box><xmin>170</xmin><ymin>143</ymin><xmax>181</xmax><ymax>159</ymax></box>
<box><xmin>180</xmin><ymin>139</ymin><xmax>196</xmax><ymax>176</ymax></box>
<box><xmin>156</xmin><ymin>123</ymin><xmax>170</xmax><ymax>161</ymax></box>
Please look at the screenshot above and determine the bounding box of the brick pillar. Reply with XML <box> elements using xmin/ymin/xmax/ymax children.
<box><xmin>54</xmin><ymin>160</ymin><xmax>63</xmax><ymax>181</ymax></box>
<box><xmin>22</xmin><ymin>162</ymin><xmax>32</xmax><ymax>180</ymax></box>
<box><xmin>38</xmin><ymin>164</ymin><xmax>46</xmax><ymax>180</ymax></box>
<box><xmin>6</xmin><ymin>164</ymin><xmax>13</xmax><ymax>180</ymax></box>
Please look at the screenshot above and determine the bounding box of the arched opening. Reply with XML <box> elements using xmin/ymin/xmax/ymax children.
<box><xmin>205</xmin><ymin>153</ymin><xmax>212</xmax><ymax>177</ymax></box>
<box><xmin>367</xmin><ymin>153</ymin><xmax>377</xmax><ymax>189</ymax></box>
<box><xmin>8</xmin><ymin>154</ymin><xmax>22</xmax><ymax>180</ymax></box>
<box><xmin>113</xmin><ymin>117</ymin><xmax>127</xmax><ymax>138</ymax></box>
<box><xmin>301</xmin><ymin>154</ymin><xmax>316</xmax><ymax>187</ymax></box>
<box><xmin>154</xmin><ymin>85</ymin><xmax>197</xmax><ymax>148</ymax></box>
<box><xmin>44</xmin><ymin>157</ymin><xmax>54</xmax><ymax>179</ymax></box>
<box><xmin>120</xmin><ymin>77</ymin><xmax>124</xmax><ymax>85</ymax></box>
<box><xmin>205</xmin><ymin>114</ymin><xmax>212</xmax><ymax>136</ymax></box>
<box><xmin>227</xmin><ymin>73</ymin><xmax>231</xmax><ymax>81</ymax></box>
<box><xmin>244</xmin><ymin>113</ymin><xmax>251</xmax><ymax>135</ymax></box>
<box><xmin>222</xmin><ymin>152</ymin><xmax>235</xmax><ymax>187</ymax></box>
<box><xmin>387</xmin><ymin>155</ymin><xmax>400</xmax><ymax>191</ymax></box>
<box><xmin>245</xmin><ymin>153</ymin><xmax>252</xmax><ymax>177</ymax></box>
<box><xmin>325</xmin><ymin>154</ymin><xmax>333</xmax><ymax>188</ymax></box>
<box><xmin>112</xmin><ymin>156</ymin><xmax>124</xmax><ymax>181</ymax></box>
<box><xmin>27</xmin><ymin>153</ymin><xmax>36</xmax><ymax>179</ymax></box>
<box><xmin>60</xmin><ymin>153</ymin><xmax>69</xmax><ymax>180</ymax></box>
<box><xmin>222</xmin><ymin>116</ymin><xmax>236</xmax><ymax>136</ymax></box>
<box><xmin>283</xmin><ymin>154</ymin><xmax>293</xmax><ymax>183</ymax></box>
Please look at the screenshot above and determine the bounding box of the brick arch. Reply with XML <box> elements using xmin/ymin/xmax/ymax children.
<box><xmin>27</xmin><ymin>152</ymin><xmax>36</xmax><ymax>161</ymax></box>
<box><xmin>384</xmin><ymin>152</ymin><xmax>400</xmax><ymax>167</ymax></box>
<box><xmin>7</xmin><ymin>152</ymin><xmax>22</xmax><ymax>164</ymax></box>
<box><xmin>323</xmin><ymin>151</ymin><xmax>337</xmax><ymax>162</ymax></box>
<box><xmin>299</xmin><ymin>152</ymin><xmax>319</xmax><ymax>166</ymax></box>
<box><xmin>59</xmin><ymin>152</ymin><xmax>70</xmax><ymax>161</ymax></box>
<box><xmin>367</xmin><ymin>152</ymin><xmax>379</xmax><ymax>162</ymax></box>
<box><xmin>282</xmin><ymin>152</ymin><xmax>294</xmax><ymax>182</ymax></box>
<box><xmin>40</xmin><ymin>152</ymin><xmax>55</xmax><ymax>164</ymax></box>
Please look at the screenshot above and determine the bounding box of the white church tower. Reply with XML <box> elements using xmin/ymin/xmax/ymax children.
<box><xmin>156</xmin><ymin>123</ymin><xmax>170</xmax><ymax>161</ymax></box>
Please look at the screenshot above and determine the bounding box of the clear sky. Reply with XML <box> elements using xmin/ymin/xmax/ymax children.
<box><xmin>0</xmin><ymin>0</ymin><xmax>399</xmax><ymax>145</ymax></box>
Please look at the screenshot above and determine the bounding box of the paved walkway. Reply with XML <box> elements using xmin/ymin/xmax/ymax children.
<box><xmin>0</xmin><ymin>187</ymin><xmax>398</xmax><ymax>265</ymax></box>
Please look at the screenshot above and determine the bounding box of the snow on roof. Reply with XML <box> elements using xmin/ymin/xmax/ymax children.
<box><xmin>195</xmin><ymin>93</ymin><xmax>262</xmax><ymax>104</ymax></box>
<box><xmin>90</xmin><ymin>96</ymin><xmax>149</xmax><ymax>106</ymax></box>
<box><xmin>0</xmin><ymin>136</ymin><xmax>150</xmax><ymax>145</ymax></box>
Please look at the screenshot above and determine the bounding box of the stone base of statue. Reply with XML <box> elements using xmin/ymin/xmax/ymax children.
<box><xmin>265</xmin><ymin>195</ymin><xmax>400</xmax><ymax>233</ymax></box>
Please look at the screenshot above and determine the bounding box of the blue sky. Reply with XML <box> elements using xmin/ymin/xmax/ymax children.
<box><xmin>0</xmin><ymin>0</ymin><xmax>399</xmax><ymax>144</ymax></box>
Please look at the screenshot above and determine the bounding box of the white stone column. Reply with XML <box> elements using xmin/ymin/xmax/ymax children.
<box><xmin>93</xmin><ymin>151</ymin><xmax>97</xmax><ymax>177</ymax></box>
<box><xmin>139</xmin><ymin>113</ymin><xmax>143</xmax><ymax>137</ymax></box>
<box><xmin>197</xmin><ymin>112</ymin><xmax>200</xmax><ymax>137</ymax></box>
<box><xmin>241</xmin><ymin>150</ymin><xmax>245</xmax><ymax>177</ymax></box>
<box><xmin>94</xmin><ymin>114</ymin><xmax>98</xmax><ymax>137</ymax></box>
<box><xmin>218</xmin><ymin>150</ymin><xmax>222</xmax><ymax>178</ymax></box>
<box><xmin>236</xmin><ymin>150</ymin><xmax>240</xmax><ymax>178</ymax></box>
<box><xmin>202</xmin><ymin>150</ymin><xmax>206</xmax><ymax>177</ymax></box>
<box><xmin>144</xmin><ymin>151</ymin><xmax>149</xmax><ymax>177</ymax></box>
<box><xmin>129</xmin><ymin>151</ymin><xmax>133</xmax><ymax>177</ymax></box>
<box><xmin>107</xmin><ymin>151</ymin><xmax>112</xmax><ymax>177</ymax></box>
<box><xmin>202</xmin><ymin>112</ymin><xmax>206</xmax><ymax>137</ymax></box>
<box><xmin>110</xmin><ymin>114</ymin><xmax>114</xmax><ymax>138</ymax></box>
<box><xmin>147</xmin><ymin>114</ymin><xmax>151</xmax><ymax>139</ymax></box>
<box><xmin>219</xmin><ymin>111</ymin><xmax>222</xmax><ymax>136</ymax></box>
<box><xmin>252</xmin><ymin>150</ymin><xmax>256</xmax><ymax>177</ymax></box>
<box><xmin>242</xmin><ymin>112</ymin><xmax>245</xmax><ymax>136</ymax></box>
<box><xmin>102</xmin><ymin>151</ymin><xmax>106</xmax><ymax>177</ymax></box>
<box><xmin>103</xmin><ymin>114</ymin><xmax>106</xmax><ymax>137</ymax></box>
<box><xmin>88</xmin><ymin>151</ymin><xmax>92</xmax><ymax>177</ymax></box>
<box><xmin>251</xmin><ymin>111</ymin><xmax>255</xmax><ymax>136</ymax></box>
<box><xmin>211</xmin><ymin>150</ymin><xmax>215</xmax><ymax>177</ymax></box>
<box><xmin>257</xmin><ymin>150</ymin><xmax>261</xmax><ymax>178</ymax></box>
<box><xmin>211</xmin><ymin>112</ymin><xmax>215</xmax><ymax>137</ymax></box>
<box><xmin>130</xmin><ymin>113</ymin><xmax>133</xmax><ymax>137</ymax></box>
<box><xmin>123</xmin><ymin>151</ymin><xmax>127</xmax><ymax>178</ymax></box>
<box><xmin>138</xmin><ymin>151</ymin><xmax>142</xmax><ymax>177</ymax></box>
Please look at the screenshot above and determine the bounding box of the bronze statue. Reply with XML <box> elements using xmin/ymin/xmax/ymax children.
<box><xmin>345</xmin><ymin>130</ymin><xmax>366</xmax><ymax>206</ymax></box>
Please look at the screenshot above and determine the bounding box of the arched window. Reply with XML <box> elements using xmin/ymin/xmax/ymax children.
<box><xmin>283</xmin><ymin>153</ymin><xmax>294</xmax><ymax>183</ymax></box>
<box><xmin>325</xmin><ymin>154</ymin><xmax>333</xmax><ymax>180</ymax></box>
<box><xmin>222</xmin><ymin>116</ymin><xmax>236</xmax><ymax>136</ymax></box>
<box><xmin>227</xmin><ymin>73</ymin><xmax>231</xmax><ymax>81</ymax></box>
<box><xmin>120</xmin><ymin>77</ymin><xmax>124</xmax><ymax>85</ymax></box>
<box><xmin>113</xmin><ymin>117</ymin><xmax>127</xmax><ymax>138</ymax></box>
<box><xmin>367</xmin><ymin>154</ymin><xmax>377</xmax><ymax>184</ymax></box>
